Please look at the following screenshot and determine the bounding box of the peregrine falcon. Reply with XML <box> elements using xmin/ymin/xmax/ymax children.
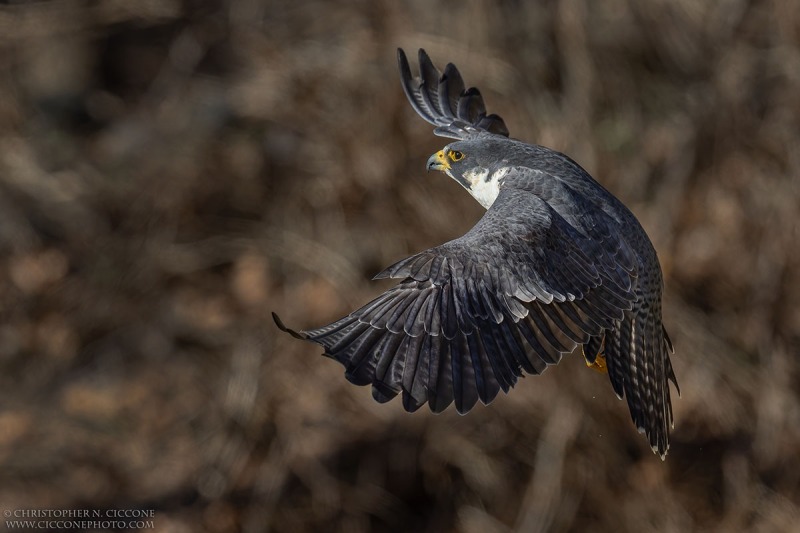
<box><xmin>274</xmin><ymin>48</ymin><xmax>680</xmax><ymax>457</ymax></box>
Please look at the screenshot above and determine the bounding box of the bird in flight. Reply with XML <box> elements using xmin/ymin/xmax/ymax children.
<box><xmin>274</xmin><ymin>48</ymin><xmax>680</xmax><ymax>457</ymax></box>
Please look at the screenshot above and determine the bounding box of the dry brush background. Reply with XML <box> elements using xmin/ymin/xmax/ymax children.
<box><xmin>0</xmin><ymin>1</ymin><xmax>798</xmax><ymax>532</ymax></box>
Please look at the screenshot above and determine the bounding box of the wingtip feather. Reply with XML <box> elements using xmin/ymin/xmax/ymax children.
<box><xmin>272</xmin><ymin>312</ymin><xmax>306</xmax><ymax>340</ymax></box>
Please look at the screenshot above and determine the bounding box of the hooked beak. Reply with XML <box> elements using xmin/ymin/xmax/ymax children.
<box><xmin>426</xmin><ymin>150</ymin><xmax>450</xmax><ymax>172</ymax></box>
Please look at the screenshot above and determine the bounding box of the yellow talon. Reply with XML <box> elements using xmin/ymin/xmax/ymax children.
<box><xmin>585</xmin><ymin>353</ymin><xmax>608</xmax><ymax>374</ymax></box>
<box><xmin>583</xmin><ymin>335</ymin><xmax>607</xmax><ymax>374</ymax></box>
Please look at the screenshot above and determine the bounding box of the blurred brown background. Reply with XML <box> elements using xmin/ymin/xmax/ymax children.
<box><xmin>0</xmin><ymin>1</ymin><xmax>798</xmax><ymax>532</ymax></box>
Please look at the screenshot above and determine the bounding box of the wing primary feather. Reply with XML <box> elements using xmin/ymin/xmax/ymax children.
<box><xmin>464</xmin><ymin>330</ymin><xmax>491</xmax><ymax>405</ymax></box>
<box><xmin>302</xmin><ymin>312</ymin><xmax>358</xmax><ymax>340</ymax></box>
<box><xmin>475</xmin><ymin>115</ymin><xmax>494</xmax><ymax>131</ymax></box>
<box><xmin>559</xmin><ymin>300</ymin><xmax>604</xmax><ymax>334</ymax></box>
<box><xmin>539</xmin><ymin>304</ymin><xmax>588</xmax><ymax>344</ymax></box>
<box><xmin>322</xmin><ymin>320</ymin><xmax>373</xmax><ymax>354</ymax></box>
<box><xmin>526</xmin><ymin>304</ymin><xmax>572</xmax><ymax>353</ymax></box>
<box><xmin>496</xmin><ymin>318</ymin><xmax>532</xmax><ymax>376</ymax></box>
<box><xmin>302</xmin><ymin>315</ymin><xmax>359</xmax><ymax>347</ymax></box>
<box><xmin>347</xmin><ymin>330</ymin><xmax>402</xmax><ymax>385</ymax></box>
<box><xmin>473</xmin><ymin>333</ymin><xmax>502</xmax><ymax>404</ymax></box>
<box><xmin>477</xmin><ymin>323</ymin><xmax>515</xmax><ymax>391</ymax></box>
<box><xmin>429</xmin><ymin>337</ymin><xmax>454</xmax><ymax>413</ymax></box>
<box><xmin>401</xmin><ymin>334</ymin><xmax>425</xmax><ymax>411</ymax></box>
<box><xmin>417</xmin><ymin>49</ymin><xmax>444</xmax><ymax>119</ymax></box>
<box><xmin>373</xmin><ymin>332</ymin><xmax>405</xmax><ymax>384</ymax></box>
<box><xmin>489</xmin><ymin>321</ymin><xmax>521</xmax><ymax>380</ymax></box>
<box><xmin>396</xmin><ymin>48</ymin><xmax>436</xmax><ymax>125</ymax></box>
<box><xmin>372</xmin><ymin>381</ymin><xmax>400</xmax><ymax>404</ymax></box>
<box><xmin>451</xmin><ymin>332</ymin><xmax>479</xmax><ymax>414</ymax></box>
<box><xmin>450</xmin><ymin>332</ymin><xmax>463</xmax><ymax>411</ymax></box>
<box><xmin>371</xmin><ymin>333</ymin><xmax>406</xmax><ymax>403</ymax></box>
<box><xmin>339</xmin><ymin>327</ymin><xmax>386</xmax><ymax>386</ymax></box>
<box><xmin>458</xmin><ymin>87</ymin><xmax>486</xmax><ymax>123</ymax></box>
<box><xmin>440</xmin><ymin>63</ymin><xmax>465</xmax><ymax>117</ymax></box>
<box><xmin>409</xmin><ymin>334</ymin><xmax>436</xmax><ymax>411</ymax></box>
<box><xmin>516</xmin><ymin>315</ymin><xmax>557</xmax><ymax>371</ymax></box>
<box><xmin>272</xmin><ymin>312</ymin><xmax>306</xmax><ymax>340</ymax></box>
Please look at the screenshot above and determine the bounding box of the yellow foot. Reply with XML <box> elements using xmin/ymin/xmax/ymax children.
<box><xmin>585</xmin><ymin>353</ymin><xmax>608</xmax><ymax>374</ymax></box>
<box><xmin>582</xmin><ymin>335</ymin><xmax>607</xmax><ymax>374</ymax></box>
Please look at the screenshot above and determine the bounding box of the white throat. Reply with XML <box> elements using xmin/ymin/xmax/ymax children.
<box><xmin>448</xmin><ymin>167</ymin><xmax>510</xmax><ymax>209</ymax></box>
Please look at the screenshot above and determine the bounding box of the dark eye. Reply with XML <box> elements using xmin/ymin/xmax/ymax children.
<box><xmin>448</xmin><ymin>150</ymin><xmax>464</xmax><ymax>162</ymax></box>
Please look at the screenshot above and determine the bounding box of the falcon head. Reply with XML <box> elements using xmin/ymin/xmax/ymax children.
<box><xmin>426</xmin><ymin>137</ymin><xmax>511</xmax><ymax>210</ymax></box>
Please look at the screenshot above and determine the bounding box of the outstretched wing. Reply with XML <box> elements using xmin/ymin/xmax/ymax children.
<box><xmin>398</xmin><ymin>48</ymin><xmax>509</xmax><ymax>140</ymax></box>
<box><xmin>276</xmin><ymin>188</ymin><xmax>639</xmax><ymax>415</ymax></box>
